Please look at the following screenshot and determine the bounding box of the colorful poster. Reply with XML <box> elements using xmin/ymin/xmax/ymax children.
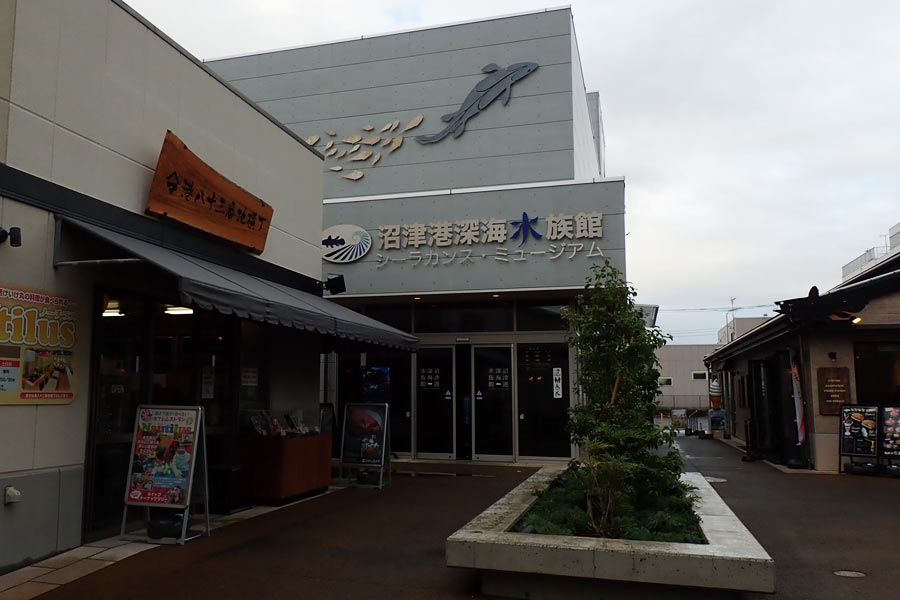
<box><xmin>340</xmin><ymin>403</ymin><xmax>389</xmax><ymax>466</ymax></box>
<box><xmin>882</xmin><ymin>406</ymin><xmax>900</xmax><ymax>458</ymax></box>
<box><xmin>0</xmin><ymin>285</ymin><xmax>78</xmax><ymax>405</ymax></box>
<box><xmin>840</xmin><ymin>405</ymin><xmax>878</xmax><ymax>458</ymax></box>
<box><xmin>125</xmin><ymin>406</ymin><xmax>200</xmax><ymax>507</ymax></box>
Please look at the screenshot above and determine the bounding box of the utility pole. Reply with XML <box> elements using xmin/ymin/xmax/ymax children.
<box><xmin>728</xmin><ymin>297</ymin><xmax>736</xmax><ymax>342</ymax></box>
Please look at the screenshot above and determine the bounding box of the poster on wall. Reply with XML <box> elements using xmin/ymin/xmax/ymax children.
<box><xmin>883</xmin><ymin>406</ymin><xmax>900</xmax><ymax>458</ymax></box>
<box><xmin>672</xmin><ymin>408</ymin><xmax>687</xmax><ymax>430</ymax></box>
<box><xmin>124</xmin><ymin>406</ymin><xmax>202</xmax><ymax>508</ymax></box>
<box><xmin>840</xmin><ymin>405</ymin><xmax>878</xmax><ymax>458</ymax></box>
<box><xmin>0</xmin><ymin>285</ymin><xmax>78</xmax><ymax>405</ymax></box>
<box><xmin>340</xmin><ymin>403</ymin><xmax>389</xmax><ymax>467</ymax></box>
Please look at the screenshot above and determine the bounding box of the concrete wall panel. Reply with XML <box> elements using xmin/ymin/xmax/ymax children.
<box><xmin>0</xmin><ymin>469</ymin><xmax>59</xmax><ymax>568</ymax></box>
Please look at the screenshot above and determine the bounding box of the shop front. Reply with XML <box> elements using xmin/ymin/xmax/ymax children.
<box><xmin>0</xmin><ymin>0</ymin><xmax>414</xmax><ymax>572</ymax></box>
<box><xmin>706</xmin><ymin>253</ymin><xmax>900</xmax><ymax>472</ymax></box>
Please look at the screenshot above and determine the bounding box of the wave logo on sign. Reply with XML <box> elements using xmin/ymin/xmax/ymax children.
<box><xmin>322</xmin><ymin>224</ymin><xmax>372</xmax><ymax>264</ymax></box>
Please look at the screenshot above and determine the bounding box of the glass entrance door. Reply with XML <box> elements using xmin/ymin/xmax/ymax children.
<box><xmin>415</xmin><ymin>347</ymin><xmax>455</xmax><ymax>459</ymax></box>
<box><xmin>472</xmin><ymin>345</ymin><xmax>514</xmax><ymax>460</ymax></box>
<box><xmin>517</xmin><ymin>343</ymin><xmax>571</xmax><ymax>458</ymax></box>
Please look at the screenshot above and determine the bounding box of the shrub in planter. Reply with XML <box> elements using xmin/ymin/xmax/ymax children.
<box><xmin>519</xmin><ymin>261</ymin><xmax>702</xmax><ymax>543</ymax></box>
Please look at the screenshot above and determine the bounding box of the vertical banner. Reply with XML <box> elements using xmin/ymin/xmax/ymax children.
<box><xmin>0</xmin><ymin>285</ymin><xmax>78</xmax><ymax>405</ymax></box>
<box><xmin>125</xmin><ymin>406</ymin><xmax>201</xmax><ymax>508</ymax></box>
<box><xmin>788</xmin><ymin>349</ymin><xmax>806</xmax><ymax>444</ymax></box>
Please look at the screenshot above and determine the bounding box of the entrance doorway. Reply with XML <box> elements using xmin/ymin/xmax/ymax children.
<box><xmin>415</xmin><ymin>347</ymin><xmax>455</xmax><ymax>459</ymax></box>
<box><xmin>517</xmin><ymin>343</ymin><xmax>571</xmax><ymax>458</ymax></box>
<box><xmin>472</xmin><ymin>345</ymin><xmax>514</xmax><ymax>460</ymax></box>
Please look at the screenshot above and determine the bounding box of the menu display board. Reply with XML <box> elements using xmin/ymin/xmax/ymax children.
<box><xmin>709</xmin><ymin>409</ymin><xmax>726</xmax><ymax>431</ymax></box>
<box><xmin>840</xmin><ymin>405</ymin><xmax>878</xmax><ymax>457</ymax></box>
<box><xmin>883</xmin><ymin>406</ymin><xmax>900</xmax><ymax>458</ymax></box>
<box><xmin>0</xmin><ymin>285</ymin><xmax>78</xmax><ymax>405</ymax></box>
<box><xmin>125</xmin><ymin>406</ymin><xmax>201</xmax><ymax>507</ymax></box>
<box><xmin>340</xmin><ymin>403</ymin><xmax>389</xmax><ymax>466</ymax></box>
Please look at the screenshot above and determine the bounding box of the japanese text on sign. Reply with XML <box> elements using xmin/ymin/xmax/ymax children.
<box><xmin>374</xmin><ymin>211</ymin><xmax>604</xmax><ymax>268</ymax></box>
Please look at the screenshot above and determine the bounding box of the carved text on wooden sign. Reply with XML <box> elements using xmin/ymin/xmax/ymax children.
<box><xmin>147</xmin><ymin>130</ymin><xmax>274</xmax><ymax>254</ymax></box>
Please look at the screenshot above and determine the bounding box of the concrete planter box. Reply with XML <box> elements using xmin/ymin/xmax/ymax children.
<box><xmin>446</xmin><ymin>467</ymin><xmax>774</xmax><ymax>599</ymax></box>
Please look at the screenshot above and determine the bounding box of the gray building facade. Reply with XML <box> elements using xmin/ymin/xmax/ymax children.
<box><xmin>211</xmin><ymin>8</ymin><xmax>622</xmax><ymax>462</ymax></box>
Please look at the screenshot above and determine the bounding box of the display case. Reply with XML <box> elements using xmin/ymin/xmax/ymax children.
<box><xmin>240</xmin><ymin>434</ymin><xmax>332</xmax><ymax>501</ymax></box>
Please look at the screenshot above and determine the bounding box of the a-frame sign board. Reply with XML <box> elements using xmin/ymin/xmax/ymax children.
<box><xmin>339</xmin><ymin>403</ymin><xmax>391</xmax><ymax>489</ymax></box>
<box><xmin>120</xmin><ymin>405</ymin><xmax>211</xmax><ymax>544</ymax></box>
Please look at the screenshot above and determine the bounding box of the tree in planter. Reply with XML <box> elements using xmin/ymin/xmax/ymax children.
<box><xmin>564</xmin><ymin>260</ymin><xmax>695</xmax><ymax>540</ymax></box>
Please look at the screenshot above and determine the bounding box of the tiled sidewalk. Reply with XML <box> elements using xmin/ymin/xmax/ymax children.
<box><xmin>0</xmin><ymin>490</ymin><xmax>339</xmax><ymax>600</ymax></box>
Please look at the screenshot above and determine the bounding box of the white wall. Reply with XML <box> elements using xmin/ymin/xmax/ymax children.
<box><xmin>3</xmin><ymin>0</ymin><xmax>323</xmax><ymax>279</ymax></box>
<box><xmin>656</xmin><ymin>344</ymin><xmax>716</xmax><ymax>409</ymax></box>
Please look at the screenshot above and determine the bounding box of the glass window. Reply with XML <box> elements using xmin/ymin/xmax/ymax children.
<box><xmin>414</xmin><ymin>301</ymin><xmax>513</xmax><ymax>333</ymax></box>
<box><xmin>516</xmin><ymin>301</ymin><xmax>569</xmax><ymax>331</ymax></box>
<box><xmin>692</xmin><ymin>371</ymin><xmax>708</xmax><ymax>380</ymax></box>
<box><xmin>659</xmin><ymin>377</ymin><xmax>673</xmax><ymax>386</ymax></box>
<box><xmin>365</xmin><ymin>304</ymin><xmax>412</xmax><ymax>332</ymax></box>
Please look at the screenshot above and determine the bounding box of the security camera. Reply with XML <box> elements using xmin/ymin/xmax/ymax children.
<box><xmin>0</xmin><ymin>227</ymin><xmax>21</xmax><ymax>247</ymax></box>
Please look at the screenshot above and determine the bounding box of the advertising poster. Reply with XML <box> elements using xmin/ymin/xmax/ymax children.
<box><xmin>341</xmin><ymin>403</ymin><xmax>389</xmax><ymax>466</ymax></box>
<box><xmin>0</xmin><ymin>285</ymin><xmax>78</xmax><ymax>405</ymax></box>
<box><xmin>125</xmin><ymin>406</ymin><xmax>201</xmax><ymax>507</ymax></box>
<box><xmin>672</xmin><ymin>408</ymin><xmax>687</xmax><ymax>429</ymax></box>
<box><xmin>709</xmin><ymin>409</ymin><xmax>726</xmax><ymax>431</ymax></box>
<box><xmin>883</xmin><ymin>406</ymin><xmax>900</xmax><ymax>458</ymax></box>
<box><xmin>840</xmin><ymin>405</ymin><xmax>878</xmax><ymax>457</ymax></box>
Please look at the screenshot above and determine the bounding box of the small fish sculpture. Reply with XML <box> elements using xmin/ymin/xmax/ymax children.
<box><xmin>416</xmin><ymin>62</ymin><xmax>539</xmax><ymax>144</ymax></box>
<box><xmin>305</xmin><ymin>134</ymin><xmax>320</xmax><ymax>146</ymax></box>
<box><xmin>343</xmin><ymin>170</ymin><xmax>364</xmax><ymax>181</ymax></box>
<box><xmin>371</xmin><ymin>153</ymin><xmax>381</xmax><ymax>166</ymax></box>
<box><xmin>322</xmin><ymin>235</ymin><xmax>345</xmax><ymax>248</ymax></box>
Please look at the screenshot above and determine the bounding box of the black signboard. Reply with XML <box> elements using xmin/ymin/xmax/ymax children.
<box><xmin>709</xmin><ymin>409</ymin><xmax>725</xmax><ymax>431</ymax></box>
<box><xmin>882</xmin><ymin>406</ymin><xmax>900</xmax><ymax>458</ymax></box>
<box><xmin>840</xmin><ymin>405</ymin><xmax>878</xmax><ymax>457</ymax></box>
<box><xmin>340</xmin><ymin>403</ymin><xmax>389</xmax><ymax>467</ymax></box>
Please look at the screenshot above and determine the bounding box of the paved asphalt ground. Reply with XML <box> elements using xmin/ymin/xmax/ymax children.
<box><xmin>678</xmin><ymin>435</ymin><xmax>900</xmax><ymax>600</ymax></box>
<box><xmin>40</xmin><ymin>465</ymin><xmax>536</xmax><ymax>600</ymax></box>
<box><xmin>37</xmin><ymin>441</ymin><xmax>900</xmax><ymax>600</ymax></box>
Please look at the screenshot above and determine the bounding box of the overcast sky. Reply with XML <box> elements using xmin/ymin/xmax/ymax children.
<box><xmin>127</xmin><ymin>0</ymin><xmax>900</xmax><ymax>344</ymax></box>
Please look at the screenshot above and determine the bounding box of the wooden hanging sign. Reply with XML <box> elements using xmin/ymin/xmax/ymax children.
<box><xmin>147</xmin><ymin>130</ymin><xmax>274</xmax><ymax>254</ymax></box>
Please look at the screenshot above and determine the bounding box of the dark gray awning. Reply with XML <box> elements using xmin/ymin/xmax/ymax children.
<box><xmin>60</xmin><ymin>218</ymin><xmax>417</xmax><ymax>350</ymax></box>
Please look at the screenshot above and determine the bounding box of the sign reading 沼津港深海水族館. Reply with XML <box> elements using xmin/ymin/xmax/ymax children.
<box><xmin>324</xmin><ymin>211</ymin><xmax>604</xmax><ymax>268</ymax></box>
<box><xmin>0</xmin><ymin>285</ymin><xmax>77</xmax><ymax>405</ymax></box>
<box><xmin>125</xmin><ymin>406</ymin><xmax>201</xmax><ymax>508</ymax></box>
<box><xmin>147</xmin><ymin>130</ymin><xmax>274</xmax><ymax>254</ymax></box>
<box><xmin>322</xmin><ymin>181</ymin><xmax>625</xmax><ymax>296</ymax></box>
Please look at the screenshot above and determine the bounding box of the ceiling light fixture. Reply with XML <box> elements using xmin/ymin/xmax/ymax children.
<box><xmin>851</xmin><ymin>316</ymin><xmax>862</xmax><ymax>324</ymax></box>
<box><xmin>164</xmin><ymin>306</ymin><xmax>194</xmax><ymax>315</ymax></box>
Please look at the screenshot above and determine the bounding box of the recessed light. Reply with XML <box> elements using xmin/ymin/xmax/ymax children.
<box><xmin>492</xmin><ymin>294</ymin><xmax>501</xmax><ymax>298</ymax></box>
<box><xmin>413</xmin><ymin>296</ymin><xmax>421</xmax><ymax>301</ymax></box>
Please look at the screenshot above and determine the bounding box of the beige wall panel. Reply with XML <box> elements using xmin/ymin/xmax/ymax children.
<box><xmin>9</xmin><ymin>0</ymin><xmax>61</xmax><ymax>121</ymax></box>
<box><xmin>260</xmin><ymin>226</ymin><xmax>323</xmax><ymax>279</ymax></box>
<box><xmin>6</xmin><ymin>105</ymin><xmax>54</xmax><ymax>178</ymax></box>
<box><xmin>94</xmin><ymin>147</ymin><xmax>155</xmax><ymax>215</ymax></box>
<box><xmin>0</xmin><ymin>199</ymin><xmax>51</xmax><ymax>289</ymax></box>
<box><xmin>96</xmin><ymin>4</ymin><xmax>148</xmax><ymax>163</ymax></box>
<box><xmin>54</xmin><ymin>0</ymin><xmax>107</xmax><ymax>143</ymax></box>
<box><xmin>0</xmin><ymin>0</ymin><xmax>15</xmax><ymax>101</ymax></box>
<box><xmin>811</xmin><ymin>432</ymin><xmax>839</xmax><ymax>471</ymax></box>
<box><xmin>807</xmin><ymin>333</ymin><xmax>855</xmax><ymax>436</ymax></box>
<box><xmin>50</xmin><ymin>126</ymin><xmax>101</xmax><ymax>199</ymax></box>
<box><xmin>0</xmin><ymin>98</ymin><xmax>8</xmax><ymax>164</ymax></box>
<box><xmin>0</xmin><ymin>406</ymin><xmax>36</xmax><ymax>472</ymax></box>
<box><xmin>142</xmin><ymin>39</ymin><xmax>182</xmax><ymax>168</ymax></box>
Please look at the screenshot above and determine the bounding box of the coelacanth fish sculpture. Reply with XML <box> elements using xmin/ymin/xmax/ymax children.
<box><xmin>416</xmin><ymin>61</ymin><xmax>539</xmax><ymax>145</ymax></box>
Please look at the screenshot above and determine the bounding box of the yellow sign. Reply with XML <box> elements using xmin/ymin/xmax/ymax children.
<box><xmin>0</xmin><ymin>285</ymin><xmax>78</xmax><ymax>405</ymax></box>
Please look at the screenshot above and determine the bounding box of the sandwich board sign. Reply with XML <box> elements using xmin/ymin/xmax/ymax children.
<box><xmin>121</xmin><ymin>405</ymin><xmax>210</xmax><ymax>544</ymax></box>
<box><xmin>339</xmin><ymin>403</ymin><xmax>390</xmax><ymax>489</ymax></box>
